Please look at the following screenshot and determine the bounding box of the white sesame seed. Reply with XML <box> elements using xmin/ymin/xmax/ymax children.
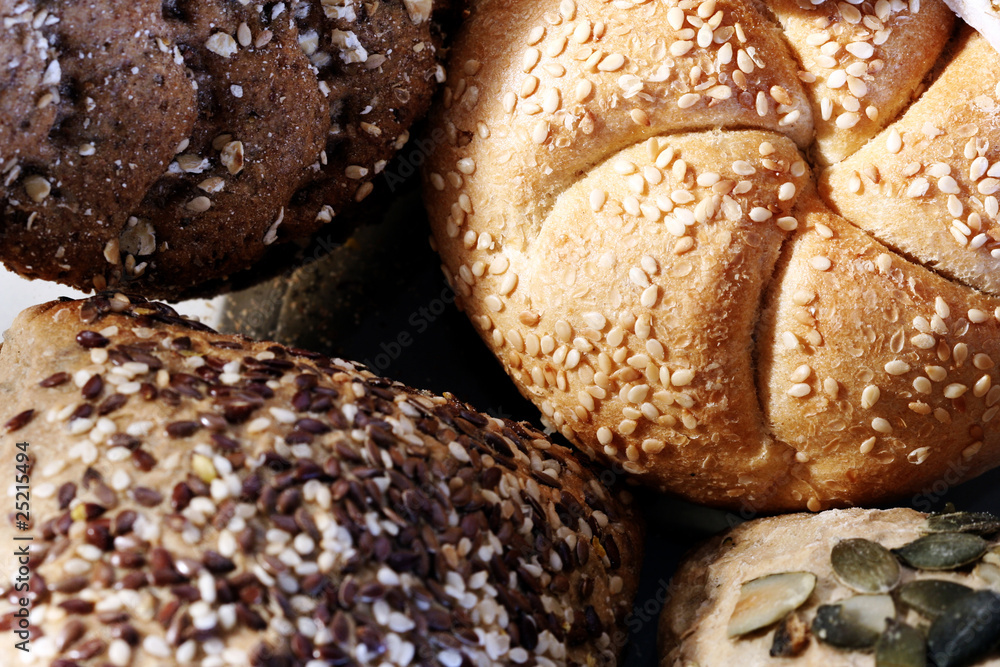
<box><xmin>671</xmin><ymin>369</ymin><xmax>695</xmax><ymax>386</ymax></box>
<box><xmin>884</xmin><ymin>128</ymin><xmax>902</xmax><ymax>154</ymax></box>
<box><xmin>944</xmin><ymin>383</ymin><xmax>968</xmax><ymax>399</ymax></box>
<box><xmin>884</xmin><ymin>360</ymin><xmax>910</xmax><ymax>376</ymax></box>
<box><xmin>598</xmin><ymin>53</ymin><xmax>625</xmax><ymax>71</ymax></box>
<box><xmin>861</xmin><ymin>385</ymin><xmax>881</xmax><ymax>409</ymax></box>
<box><xmin>871</xmin><ymin>417</ymin><xmax>892</xmax><ymax>434</ymax></box>
<box><xmin>935</xmin><ymin>297</ymin><xmax>950</xmax><ymax>319</ymax></box>
<box><xmin>846</xmin><ymin>42</ymin><xmax>874</xmax><ymax>59</ymax></box>
<box><xmin>788</xmin><ymin>383</ymin><xmax>811</xmax><ymax>398</ymax></box>
<box><xmin>810</xmin><ymin>256</ymin><xmax>832</xmax><ymax>271</ymax></box>
<box><xmin>677</xmin><ymin>93</ymin><xmax>701</xmax><ymax>109</ymax></box>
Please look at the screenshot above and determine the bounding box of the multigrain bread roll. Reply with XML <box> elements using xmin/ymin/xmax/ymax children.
<box><xmin>421</xmin><ymin>0</ymin><xmax>1000</xmax><ymax>511</ymax></box>
<box><xmin>0</xmin><ymin>0</ymin><xmax>441</xmax><ymax>299</ymax></box>
<box><xmin>659</xmin><ymin>508</ymin><xmax>1000</xmax><ymax>666</ymax></box>
<box><xmin>0</xmin><ymin>294</ymin><xmax>641</xmax><ymax>666</ymax></box>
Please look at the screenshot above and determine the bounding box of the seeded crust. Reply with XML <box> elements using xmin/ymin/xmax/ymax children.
<box><xmin>822</xmin><ymin>30</ymin><xmax>1000</xmax><ymax>295</ymax></box>
<box><xmin>0</xmin><ymin>294</ymin><xmax>641</xmax><ymax>667</ymax></box>
<box><xmin>0</xmin><ymin>0</ymin><xmax>440</xmax><ymax>299</ymax></box>
<box><xmin>657</xmin><ymin>508</ymin><xmax>1000</xmax><ymax>666</ymax></box>
<box><xmin>422</xmin><ymin>0</ymin><xmax>1000</xmax><ymax>511</ymax></box>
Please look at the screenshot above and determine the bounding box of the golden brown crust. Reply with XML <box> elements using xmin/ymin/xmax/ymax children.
<box><xmin>758</xmin><ymin>200</ymin><xmax>1000</xmax><ymax>508</ymax></box>
<box><xmin>822</xmin><ymin>30</ymin><xmax>1000</xmax><ymax>296</ymax></box>
<box><xmin>0</xmin><ymin>294</ymin><xmax>641</xmax><ymax>667</ymax></box>
<box><xmin>0</xmin><ymin>0</ymin><xmax>440</xmax><ymax>299</ymax></box>
<box><xmin>769</xmin><ymin>0</ymin><xmax>954</xmax><ymax>165</ymax></box>
<box><xmin>422</xmin><ymin>0</ymin><xmax>1000</xmax><ymax>511</ymax></box>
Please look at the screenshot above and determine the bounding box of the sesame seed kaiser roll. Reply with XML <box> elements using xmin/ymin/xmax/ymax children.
<box><xmin>0</xmin><ymin>295</ymin><xmax>641</xmax><ymax>666</ymax></box>
<box><xmin>422</xmin><ymin>0</ymin><xmax>1000</xmax><ymax>511</ymax></box>
<box><xmin>0</xmin><ymin>0</ymin><xmax>440</xmax><ymax>299</ymax></box>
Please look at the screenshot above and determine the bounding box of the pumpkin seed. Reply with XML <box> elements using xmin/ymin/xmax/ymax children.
<box><xmin>727</xmin><ymin>572</ymin><xmax>817</xmax><ymax>637</ymax></box>
<box><xmin>927</xmin><ymin>590</ymin><xmax>1000</xmax><ymax>667</ymax></box>
<box><xmin>897</xmin><ymin>580</ymin><xmax>974</xmax><ymax>619</ymax></box>
<box><xmin>770</xmin><ymin>612</ymin><xmax>810</xmax><ymax>657</ymax></box>
<box><xmin>892</xmin><ymin>533</ymin><xmax>987</xmax><ymax>570</ymax></box>
<box><xmin>832</xmin><ymin>538</ymin><xmax>901</xmax><ymax>593</ymax></box>
<box><xmin>812</xmin><ymin>594</ymin><xmax>896</xmax><ymax>649</ymax></box>
<box><xmin>925</xmin><ymin>511</ymin><xmax>1000</xmax><ymax>536</ymax></box>
<box><xmin>875</xmin><ymin>619</ymin><xmax>926</xmax><ymax>667</ymax></box>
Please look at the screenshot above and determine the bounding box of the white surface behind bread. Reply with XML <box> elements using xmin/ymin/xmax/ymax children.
<box><xmin>421</xmin><ymin>0</ymin><xmax>1000</xmax><ymax>511</ymax></box>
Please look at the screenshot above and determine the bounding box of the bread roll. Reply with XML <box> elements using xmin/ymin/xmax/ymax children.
<box><xmin>0</xmin><ymin>0</ymin><xmax>440</xmax><ymax>299</ymax></box>
<box><xmin>822</xmin><ymin>30</ymin><xmax>1000</xmax><ymax>296</ymax></box>
<box><xmin>660</xmin><ymin>508</ymin><xmax>1000</xmax><ymax>666</ymax></box>
<box><xmin>0</xmin><ymin>294</ymin><xmax>641</xmax><ymax>666</ymax></box>
<box><xmin>422</xmin><ymin>0</ymin><xmax>1000</xmax><ymax>510</ymax></box>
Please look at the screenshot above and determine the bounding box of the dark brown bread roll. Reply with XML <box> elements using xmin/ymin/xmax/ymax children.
<box><xmin>0</xmin><ymin>294</ymin><xmax>642</xmax><ymax>666</ymax></box>
<box><xmin>0</xmin><ymin>0</ymin><xmax>440</xmax><ymax>299</ymax></box>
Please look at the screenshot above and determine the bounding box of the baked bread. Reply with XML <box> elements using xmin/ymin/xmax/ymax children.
<box><xmin>421</xmin><ymin>0</ymin><xmax>1000</xmax><ymax>510</ymax></box>
<box><xmin>659</xmin><ymin>508</ymin><xmax>1000</xmax><ymax>666</ymax></box>
<box><xmin>0</xmin><ymin>294</ymin><xmax>641</xmax><ymax>666</ymax></box>
<box><xmin>0</xmin><ymin>0</ymin><xmax>441</xmax><ymax>299</ymax></box>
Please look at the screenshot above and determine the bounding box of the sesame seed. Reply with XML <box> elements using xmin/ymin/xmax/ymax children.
<box><xmin>861</xmin><ymin>385</ymin><xmax>881</xmax><ymax>409</ymax></box>
<box><xmin>846</xmin><ymin>42</ymin><xmax>874</xmax><ymax>59</ymax></box>
<box><xmin>671</xmin><ymin>369</ymin><xmax>695</xmax><ymax>386</ymax></box>
<box><xmin>810</xmin><ymin>256</ymin><xmax>832</xmax><ymax>271</ymax></box>
<box><xmin>589</xmin><ymin>189</ymin><xmax>607</xmax><ymax>211</ymax></box>
<box><xmin>872</xmin><ymin>417</ymin><xmax>892</xmax><ymax>434</ymax></box>
<box><xmin>908</xmin><ymin>447</ymin><xmax>930</xmax><ymax>465</ymax></box>
<box><xmin>345</xmin><ymin>165</ymin><xmax>368</xmax><ymax>180</ymax></box>
<box><xmin>788</xmin><ymin>383</ymin><xmax>811</xmax><ymax>398</ymax></box>
<box><xmin>598</xmin><ymin>53</ymin><xmax>625</xmax><ymax>71</ymax></box>
<box><xmin>677</xmin><ymin>93</ymin><xmax>701</xmax><ymax>109</ymax></box>
<box><xmin>884</xmin><ymin>360</ymin><xmax>910</xmax><ymax>375</ymax></box>
<box><xmin>186</xmin><ymin>196</ymin><xmax>212</xmax><ymax>212</ymax></box>
<box><xmin>944</xmin><ymin>383</ymin><xmax>968</xmax><ymax>399</ymax></box>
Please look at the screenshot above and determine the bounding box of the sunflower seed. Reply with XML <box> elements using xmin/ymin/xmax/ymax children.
<box><xmin>875</xmin><ymin>619</ymin><xmax>926</xmax><ymax>667</ymax></box>
<box><xmin>892</xmin><ymin>533</ymin><xmax>987</xmax><ymax>570</ymax></box>
<box><xmin>812</xmin><ymin>595</ymin><xmax>896</xmax><ymax>649</ymax></box>
<box><xmin>727</xmin><ymin>572</ymin><xmax>817</xmax><ymax>637</ymax></box>
<box><xmin>770</xmin><ymin>612</ymin><xmax>810</xmax><ymax>657</ymax></box>
<box><xmin>898</xmin><ymin>580</ymin><xmax>974</xmax><ymax>619</ymax></box>
<box><xmin>832</xmin><ymin>538</ymin><xmax>901</xmax><ymax>593</ymax></box>
<box><xmin>925</xmin><ymin>512</ymin><xmax>1000</xmax><ymax>536</ymax></box>
<box><xmin>927</xmin><ymin>590</ymin><xmax>1000</xmax><ymax>667</ymax></box>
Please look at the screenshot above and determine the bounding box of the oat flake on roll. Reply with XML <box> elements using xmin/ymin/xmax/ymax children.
<box><xmin>422</xmin><ymin>0</ymin><xmax>1000</xmax><ymax>511</ymax></box>
<box><xmin>0</xmin><ymin>294</ymin><xmax>641</xmax><ymax>667</ymax></box>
